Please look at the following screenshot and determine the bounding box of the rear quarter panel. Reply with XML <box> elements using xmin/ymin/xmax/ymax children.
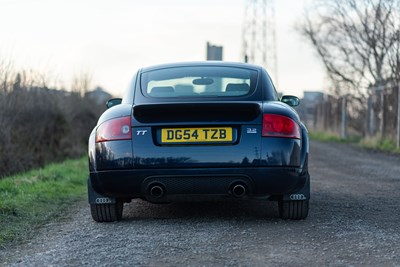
<box><xmin>260</xmin><ymin>101</ymin><xmax>304</xmax><ymax>167</ymax></box>
<box><xmin>89</xmin><ymin>104</ymin><xmax>134</xmax><ymax>171</ymax></box>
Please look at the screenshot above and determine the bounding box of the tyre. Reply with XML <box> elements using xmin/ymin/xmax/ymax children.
<box><xmin>279</xmin><ymin>200</ymin><xmax>309</xmax><ymax>220</ymax></box>
<box><xmin>90</xmin><ymin>202</ymin><xmax>123</xmax><ymax>222</ymax></box>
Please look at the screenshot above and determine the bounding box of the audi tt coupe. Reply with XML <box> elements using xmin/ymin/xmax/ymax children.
<box><xmin>88</xmin><ymin>62</ymin><xmax>310</xmax><ymax>222</ymax></box>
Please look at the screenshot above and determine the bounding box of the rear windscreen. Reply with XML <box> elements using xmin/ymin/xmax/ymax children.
<box><xmin>140</xmin><ymin>66</ymin><xmax>258</xmax><ymax>98</ymax></box>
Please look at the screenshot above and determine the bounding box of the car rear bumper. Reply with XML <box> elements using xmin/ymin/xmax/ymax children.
<box><xmin>90</xmin><ymin>167</ymin><xmax>309</xmax><ymax>201</ymax></box>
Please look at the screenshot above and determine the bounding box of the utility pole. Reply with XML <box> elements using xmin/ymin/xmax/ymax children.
<box><xmin>242</xmin><ymin>0</ymin><xmax>278</xmax><ymax>86</ymax></box>
<box><xmin>367</xmin><ymin>95</ymin><xmax>373</xmax><ymax>136</ymax></box>
<box><xmin>373</xmin><ymin>85</ymin><xmax>385</xmax><ymax>139</ymax></box>
<box><xmin>380</xmin><ymin>87</ymin><xmax>385</xmax><ymax>139</ymax></box>
<box><xmin>341</xmin><ymin>96</ymin><xmax>347</xmax><ymax>138</ymax></box>
<box><xmin>397</xmin><ymin>83</ymin><xmax>400</xmax><ymax>148</ymax></box>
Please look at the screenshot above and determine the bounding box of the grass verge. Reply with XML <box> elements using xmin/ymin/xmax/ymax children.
<box><xmin>310</xmin><ymin>131</ymin><xmax>400</xmax><ymax>153</ymax></box>
<box><xmin>309</xmin><ymin>131</ymin><xmax>361</xmax><ymax>143</ymax></box>
<box><xmin>0</xmin><ymin>157</ymin><xmax>87</xmax><ymax>248</ymax></box>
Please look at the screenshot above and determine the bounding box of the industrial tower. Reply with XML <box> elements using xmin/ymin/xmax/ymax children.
<box><xmin>242</xmin><ymin>0</ymin><xmax>278</xmax><ymax>85</ymax></box>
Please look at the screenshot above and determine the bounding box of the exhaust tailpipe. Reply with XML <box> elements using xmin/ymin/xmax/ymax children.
<box><xmin>149</xmin><ymin>185</ymin><xmax>164</xmax><ymax>198</ymax></box>
<box><xmin>232</xmin><ymin>184</ymin><xmax>246</xmax><ymax>198</ymax></box>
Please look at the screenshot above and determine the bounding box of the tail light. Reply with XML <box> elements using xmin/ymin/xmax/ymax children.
<box><xmin>96</xmin><ymin>116</ymin><xmax>131</xmax><ymax>142</ymax></box>
<box><xmin>262</xmin><ymin>114</ymin><xmax>301</xmax><ymax>139</ymax></box>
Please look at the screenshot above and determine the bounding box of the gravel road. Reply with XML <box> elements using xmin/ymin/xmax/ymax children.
<box><xmin>1</xmin><ymin>141</ymin><xmax>400</xmax><ymax>266</ymax></box>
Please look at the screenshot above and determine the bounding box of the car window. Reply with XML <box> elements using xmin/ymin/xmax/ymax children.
<box><xmin>140</xmin><ymin>66</ymin><xmax>258</xmax><ymax>98</ymax></box>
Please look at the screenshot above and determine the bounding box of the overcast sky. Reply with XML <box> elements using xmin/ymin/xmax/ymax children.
<box><xmin>0</xmin><ymin>0</ymin><xmax>325</xmax><ymax>97</ymax></box>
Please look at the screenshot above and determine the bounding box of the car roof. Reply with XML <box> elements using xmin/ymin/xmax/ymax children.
<box><xmin>140</xmin><ymin>61</ymin><xmax>263</xmax><ymax>73</ymax></box>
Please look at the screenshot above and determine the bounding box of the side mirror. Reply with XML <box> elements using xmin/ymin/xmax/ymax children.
<box><xmin>106</xmin><ymin>98</ymin><xmax>122</xmax><ymax>109</ymax></box>
<box><xmin>281</xmin><ymin>95</ymin><xmax>300</xmax><ymax>107</ymax></box>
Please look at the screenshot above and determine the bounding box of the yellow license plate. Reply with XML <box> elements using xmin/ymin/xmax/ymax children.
<box><xmin>161</xmin><ymin>127</ymin><xmax>233</xmax><ymax>143</ymax></box>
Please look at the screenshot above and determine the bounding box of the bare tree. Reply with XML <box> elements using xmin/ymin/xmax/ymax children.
<box><xmin>71</xmin><ymin>72</ymin><xmax>92</xmax><ymax>97</ymax></box>
<box><xmin>299</xmin><ymin>0</ymin><xmax>400</xmax><ymax>96</ymax></box>
<box><xmin>0</xmin><ymin>57</ymin><xmax>15</xmax><ymax>93</ymax></box>
<box><xmin>299</xmin><ymin>0</ymin><xmax>400</xmax><ymax>139</ymax></box>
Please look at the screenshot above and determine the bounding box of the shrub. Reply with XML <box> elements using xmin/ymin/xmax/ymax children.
<box><xmin>0</xmin><ymin>68</ymin><xmax>106</xmax><ymax>178</ymax></box>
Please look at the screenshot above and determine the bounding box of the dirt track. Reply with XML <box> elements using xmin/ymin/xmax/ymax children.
<box><xmin>1</xmin><ymin>141</ymin><xmax>400</xmax><ymax>266</ymax></box>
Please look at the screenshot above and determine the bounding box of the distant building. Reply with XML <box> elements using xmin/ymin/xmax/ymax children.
<box><xmin>206</xmin><ymin>42</ymin><xmax>223</xmax><ymax>60</ymax></box>
<box><xmin>303</xmin><ymin>91</ymin><xmax>324</xmax><ymax>103</ymax></box>
<box><xmin>85</xmin><ymin>87</ymin><xmax>112</xmax><ymax>105</ymax></box>
<box><xmin>297</xmin><ymin>91</ymin><xmax>324</xmax><ymax>129</ymax></box>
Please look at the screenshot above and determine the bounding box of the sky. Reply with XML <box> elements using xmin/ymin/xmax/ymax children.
<box><xmin>0</xmin><ymin>0</ymin><xmax>325</xmax><ymax>97</ymax></box>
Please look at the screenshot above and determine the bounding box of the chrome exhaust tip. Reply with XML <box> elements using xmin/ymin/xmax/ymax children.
<box><xmin>232</xmin><ymin>184</ymin><xmax>246</xmax><ymax>198</ymax></box>
<box><xmin>149</xmin><ymin>185</ymin><xmax>164</xmax><ymax>198</ymax></box>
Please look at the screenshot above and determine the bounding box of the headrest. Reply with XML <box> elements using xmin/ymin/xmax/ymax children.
<box><xmin>150</xmin><ymin>86</ymin><xmax>175</xmax><ymax>94</ymax></box>
<box><xmin>226</xmin><ymin>83</ymin><xmax>250</xmax><ymax>92</ymax></box>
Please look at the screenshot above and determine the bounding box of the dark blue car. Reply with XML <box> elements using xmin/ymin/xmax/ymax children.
<box><xmin>88</xmin><ymin>62</ymin><xmax>310</xmax><ymax>222</ymax></box>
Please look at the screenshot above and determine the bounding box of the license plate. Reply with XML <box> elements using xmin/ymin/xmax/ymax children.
<box><xmin>161</xmin><ymin>127</ymin><xmax>233</xmax><ymax>143</ymax></box>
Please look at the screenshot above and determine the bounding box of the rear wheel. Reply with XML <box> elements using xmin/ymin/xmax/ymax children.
<box><xmin>279</xmin><ymin>200</ymin><xmax>309</xmax><ymax>220</ymax></box>
<box><xmin>90</xmin><ymin>202</ymin><xmax>123</xmax><ymax>222</ymax></box>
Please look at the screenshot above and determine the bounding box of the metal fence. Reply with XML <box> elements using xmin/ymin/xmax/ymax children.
<box><xmin>299</xmin><ymin>83</ymin><xmax>400</xmax><ymax>148</ymax></box>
